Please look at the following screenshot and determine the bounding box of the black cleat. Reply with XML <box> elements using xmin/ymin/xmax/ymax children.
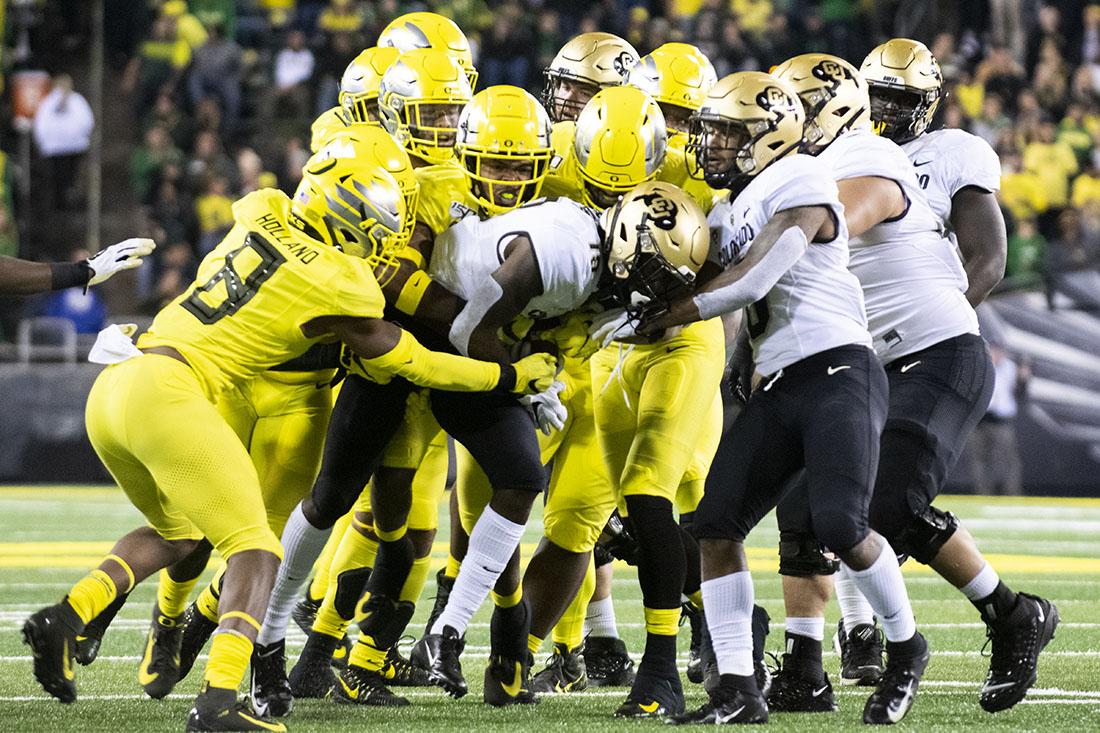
<box><xmin>484</xmin><ymin>654</ymin><xmax>539</xmax><ymax>706</ymax></box>
<box><xmin>178</xmin><ymin>602</ymin><xmax>219</xmax><ymax>682</ymax></box>
<box><xmin>863</xmin><ymin>633</ymin><xmax>929</xmax><ymax>725</ymax></box>
<box><xmin>23</xmin><ymin>603</ymin><xmax>82</xmax><ymax>704</ymax></box>
<box><xmin>684</xmin><ymin>604</ymin><xmax>704</xmax><ymax>684</ymax></box>
<box><xmin>615</xmin><ymin>668</ymin><xmax>684</xmax><ymax>718</ymax></box>
<box><xmin>334</xmin><ymin>663</ymin><xmax>410</xmax><ymax>706</ymax></box>
<box><xmin>765</xmin><ymin>658</ymin><xmax>836</xmax><ymax>713</ymax></box>
<box><xmin>667</xmin><ymin>679</ymin><xmax>768</xmax><ymax>725</ymax></box>
<box><xmin>980</xmin><ymin>593</ymin><xmax>1059</xmax><ymax>713</ymax></box>
<box><xmin>423</xmin><ymin>625</ymin><xmax>467</xmax><ymax>698</ymax></box>
<box><xmin>583</xmin><ymin>635</ymin><xmax>635</xmax><ymax>687</ymax></box>
<box><xmin>75</xmin><ymin>591</ymin><xmax>129</xmax><ymax>666</ymax></box>
<box><xmin>381</xmin><ymin>643</ymin><xmax>432</xmax><ymax>686</ymax></box>
<box><xmin>837</xmin><ymin>620</ymin><xmax>884</xmax><ymax>686</ymax></box>
<box><xmin>531</xmin><ymin>642</ymin><xmax>588</xmax><ymax>693</ymax></box>
<box><xmin>751</xmin><ymin>604</ymin><xmax>771</xmax><ymax>697</ymax></box>
<box><xmin>288</xmin><ymin>631</ymin><xmax>339</xmax><ymax>698</ymax></box>
<box><xmin>291</xmin><ymin>594</ymin><xmax>321</xmax><ymax>637</ymax></box>
<box><xmin>138</xmin><ymin>603</ymin><xmax>184</xmax><ymax>699</ymax></box>
<box><xmin>74</xmin><ymin>635</ymin><xmax>101</xmax><ymax>668</ymax></box>
<box><xmin>186</xmin><ymin>682</ymin><xmax>287</xmax><ymax>731</ymax></box>
<box><xmin>423</xmin><ymin>569</ymin><xmax>455</xmax><ymax>637</ymax></box>
<box><xmin>249</xmin><ymin>640</ymin><xmax>293</xmax><ymax>718</ymax></box>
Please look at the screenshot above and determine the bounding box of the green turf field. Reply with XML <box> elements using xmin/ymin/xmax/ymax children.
<box><xmin>1</xmin><ymin>487</ymin><xmax>1098</xmax><ymax>731</ymax></box>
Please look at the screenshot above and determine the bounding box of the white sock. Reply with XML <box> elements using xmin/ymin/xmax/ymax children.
<box><xmin>431</xmin><ymin>507</ymin><xmax>524</xmax><ymax>636</ymax></box>
<box><xmin>701</xmin><ymin>571</ymin><xmax>754</xmax><ymax>676</ymax></box>
<box><xmin>785</xmin><ymin>616</ymin><xmax>825</xmax><ymax>641</ymax></box>
<box><xmin>256</xmin><ymin>503</ymin><xmax>331</xmax><ymax>645</ymax></box>
<box><xmin>834</xmin><ymin>565</ymin><xmax>875</xmax><ymax>631</ymax></box>
<box><xmin>584</xmin><ymin>597</ymin><xmax>619</xmax><ymax>639</ymax></box>
<box><xmin>960</xmin><ymin>562</ymin><xmax>999</xmax><ymax>601</ymax></box>
<box><xmin>845</xmin><ymin>541</ymin><xmax>916</xmax><ymax>643</ymax></box>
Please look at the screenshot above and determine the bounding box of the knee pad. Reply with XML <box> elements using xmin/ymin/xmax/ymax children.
<box><xmin>778</xmin><ymin>531</ymin><xmax>840</xmax><ymax>577</ymax></box>
<box><xmin>892</xmin><ymin>505</ymin><xmax>959</xmax><ymax>565</ymax></box>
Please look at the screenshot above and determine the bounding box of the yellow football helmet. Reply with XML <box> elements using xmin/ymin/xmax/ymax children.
<box><xmin>456</xmin><ymin>85</ymin><xmax>554</xmax><ymax>216</ymax></box>
<box><xmin>687</xmin><ymin>71</ymin><xmax>804</xmax><ymax>189</ymax></box>
<box><xmin>574</xmin><ymin>86</ymin><xmax>667</xmax><ymax>210</ymax></box>
<box><xmin>543</xmin><ymin>32</ymin><xmax>639</xmax><ymax>123</ymax></box>
<box><xmin>626</xmin><ymin>43</ymin><xmax>717</xmax><ymax>134</ymax></box>
<box><xmin>378</xmin><ymin>48</ymin><xmax>474</xmax><ymax>165</ymax></box>
<box><xmin>292</xmin><ymin>133</ymin><xmax>413</xmax><ymax>265</ymax></box>
<box><xmin>861</xmin><ymin>38</ymin><xmax>943</xmax><ymax>143</ymax></box>
<box><xmin>600</xmin><ymin>180</ymin><xmax>709</xmax><ymax>308</ymax></box>
<box><xmin>339</xmin><ymin>46</ymin><xmax>401</xmax><ymax>124</ymax></box>
<box><xmin>772</xmin><ymin>53</ymin><xmax>870</xmax><ymax>153</ymax></box>
<box><xmin>378</xmin><ymin>11</ymin><xmax>478</xmax><ymax>88</ymax></box>
<box><xmin>310</xmin><ymin>106</ymin><xmax>357</xmax><ymax>153</ymax></box>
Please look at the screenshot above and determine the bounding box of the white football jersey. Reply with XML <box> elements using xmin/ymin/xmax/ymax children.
<box><xmin>818</xmin><ymin>129</ymin><xmax>979</xmax><ymax>363</ymax></box>
<box><xmin>429</xmin><ymin>198</ymin><xmax>603</xmax><ymax>320</ymax></box>
<box><xmin>708</xmin><ymin>153</ymin><xmax>870</xmax><ymax>376</ymax></box>
<box><xmin>902</xmin><ymin>128</ymin><xmax>1001</xmax><ymax>228</ymax></box>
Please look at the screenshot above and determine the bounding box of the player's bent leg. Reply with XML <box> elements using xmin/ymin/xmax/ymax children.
<box><xmin>296</xmin><ymin>511</ymin><xmax>352</xmax><ymax>635</ymax></box>
<box><xmin>531</xmin><ymin>553</ymin><xmax>594</xmax><ymax>694</ymax></box>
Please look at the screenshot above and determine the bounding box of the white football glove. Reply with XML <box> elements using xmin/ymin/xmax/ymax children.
<box><xmin>521</xmin><ymin>380</ymin><xmax>568</xmax><ymax>435</ymax></box>
<box><xmin>86</xmin><ymin>238</ymin><xmax>156</xmax><ymax>286</ymax></box>
<box><xmin>589</xmin><ymin>308</ymin><xmax>639</xmax><ymax>348</ymax></box>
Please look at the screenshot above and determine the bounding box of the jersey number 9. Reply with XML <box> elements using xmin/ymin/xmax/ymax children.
<box><xmin>181</xmin><ymin>233</ymin><xmax>287</xmax><ymax>325</ymax></box>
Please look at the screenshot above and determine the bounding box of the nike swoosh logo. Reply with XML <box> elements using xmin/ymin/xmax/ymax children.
<box><xmin>900</xmin><ymin>360</ymin><xmax>921</xmax><ymax>373</ymax></box>
<box><xmin>339</xmin><ymin>676</ymin><xmax>359</xmax><ymax>700</ymax></box>
<box><xmin>1036</xmin><ymin>603</ymin><xmax>1045</xmax><ymax>623</ymax></box>
<box><xmin>717</xmin><ymin>706</ymin><xmax>745</xmax><ymax>723</ymax></box>
<box><xmin>813</xmin><ymin>685</ymin><xmax>829</xmax><ymax>697</ymax></box>
<box><xmin>665</xmin><ymin>345</ymin><xmax>688</xmax><ymax>353</ymax></box>
<box><xmin>638</xmin><ymin>700</ymin><xmax>661</xmax><ymax>713</ymax></box>
<box><xmin>913</xmin><ymin>160</ymin><xmax>933</xmax><ymax>167</ymax></box>
<box><xmin>137</xmin><ymin>633</ymin><xmax>157</xmax><ymax>685</ymax></box>
<box><xmin>983</xmin><ymin>681</ymin><xmax>1018</xmax><ymax>692</ymax></box>
<box><xmin>826</xmin><ymin>365</ymin><xmax>851</xmax><ymax>375</ymax></box>
<box><xmin>62</xmin><ymin>638</ymin><xmax>74</xmax><ymax>681</ymax></box>
<box><xmin>886</xmin><ymin>681</ymin><xmax>914</xmax><ymax>723</ymax></box>
<box><xmin>500</xmin><ymin>662</ymin><xmax>523</xmax><ymax>697</ymax></box>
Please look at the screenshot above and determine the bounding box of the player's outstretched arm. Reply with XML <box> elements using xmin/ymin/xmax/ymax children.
<box><xmin>0</xmin><ymin>238</ymin><xmax>154</xmax><ymax>296</ymax></box>
<box><xmin>951</xmin><ymin>187</ymin><xmax>1007</xmax><ymax>306</ymax></box>
<box><xmin>836</xmin><ymin>176</ymin><xmax>907</xmax><ymax>237</ymax></box>
<box><xmin>324</xmin><ymin>315</ymin><xmax>556</xmax><ymax>395</ymax></box>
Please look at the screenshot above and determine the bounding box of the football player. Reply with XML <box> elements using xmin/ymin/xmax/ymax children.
<box><xmin>0</xmin><ymin>239</ymin><xmax>153</xmax><ymax>295</ymax></box>
<box><xmin>633</xmin><ymin>71</ymin><xmax>926</xmax><ymax>725</ymax></box>
<box><xmin>378</xmin><ymin>11</ymin><xmax>478</xmax><ymax>88</ymax></box>
<box><xmin>308</xmin><ymin>46</ymin><xmax>400</xmax><ymax>151</ymax></box>
<box><xmin>21</xmin><ymin>134</ymin><xmax>555</xmax><ymax>732</ymax></box>
<box><xmin>542</xmin><ymin>32</ymin><xmax>638</xmax><ymax>124</ymax></box>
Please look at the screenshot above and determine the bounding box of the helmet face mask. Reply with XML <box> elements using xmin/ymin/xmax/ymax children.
<box><xmin>378</xmin><ymin>49</ymin><xmax>473</xmax><ymax>165</ymax></box>
<box><xmin>860</xmin><ymin>38</ymin><xmax>943</xmax><ymax>144</ymax></box>
<box><xmin>542</xmin><ymin>75</ymin><xmax>602</xmax><ymax>123</ymax></box>
<box><xmin>687</xmin><ymin>114</ymin><xmax>769</xmax><ymax>189</ymax></box>
<box><xmin>338</xmin><ymin>46</ymin><xmax>400</xmax><ymax>124</ymax></box>
<box><xmin>542</xmin><ymin>32</ymin><xmax>639</xmax><ymax>123</ymax></box>
<box><xmin>467</xmin><ymin>156</ymin><xmax>545</xmax><ymax>211</ymax></box>
<box><xmin>772</xmin><ymin>54</ymin><xmax>870</xmax><ymax>154</ymax></box>
<box><xmin>867</xmin><ymin>82</ymin><xmax>938</xmax><ymax>142</ymax></box>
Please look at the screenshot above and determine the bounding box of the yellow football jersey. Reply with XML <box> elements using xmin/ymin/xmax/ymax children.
<box><xmin>655</xmin><ymin>135</ymin><xmax>722</xmax><ymax>213</ymax></box>
<box><xmin>414</xmin><ymin>159</ymin><xmax>479</xmax><ymax>235</ymax></box>
<box><xmin>542</xmin><ymin>121</ymin><xmax>585</xmax><ymax>202</ymax></box>
<box><xmin>310</xmin><ymin>106</ymin><xmax>358</xmax><ymax>153</ymax></box>
<box><xmin>139</xmin><ymin>188</ymin><xmax>385</xmax><ymax>397</ymax></box>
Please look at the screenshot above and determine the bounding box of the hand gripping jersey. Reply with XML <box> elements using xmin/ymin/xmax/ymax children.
<box><xmin>138</xmin><ymin>188</ymin><xmax>385</xmax><ymax>397</ymax></box>
<box><xmin>415</xmin><ymin>159</ymin><xmax>481</xmax><ymax>235</ymax></box>
<box><xmin>902</xmin><ymin>128</ymin><xmax>1001</xmax><ymax>239</ymax></box>
<box><xmin>428</xmin><ymin>197</ymin><xmax>603</xmax><ymax>321</ymax></box>
<box><xmin>708</xmin><ymin>154</ymin><xmax>870</xmax><ymax>376</ymax></box>
<box><xmin>818</xmin><ymin>129</ymin><xmax>979</xmax><ymax>362</ymax></box>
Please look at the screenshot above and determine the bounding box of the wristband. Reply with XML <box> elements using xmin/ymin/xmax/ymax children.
<box><xmin>50</xmin><ymin>261</ymin><xmax>92</xmax><ymax>291</ymax></box>
<box><xmin>495</xmin><ymin>363</ymin><xmax>517</xmax><ymax>393</ymax></box>
<box><xmin>395</xmin><ymin>269</ymin><xmax>433</xmax><ymax>316</ymax></box>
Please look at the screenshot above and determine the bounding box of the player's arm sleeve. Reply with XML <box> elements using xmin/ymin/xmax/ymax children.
<box><xmin>0</xmin><ymin>256</ymin><xmax>90</xmax><ymax>295</ymax></box>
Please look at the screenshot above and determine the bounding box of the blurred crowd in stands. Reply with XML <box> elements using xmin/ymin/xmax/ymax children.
<box><xmin>8</xmin><ymin>0</ymin><xmax>1100</xmax><ymax>321</ymax></box>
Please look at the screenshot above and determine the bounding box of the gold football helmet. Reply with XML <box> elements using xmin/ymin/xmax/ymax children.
<box><xmin>772</xmin><ymin>53</ymin><xmax>870</xmax><ymax>152</ymax></box>
<box><xmin>378</xmin><ymin>11</ymin><xmax>478</xmax><ymax>88</ymax></box>
<box><xmin>339</xmin><ymin>46</ymin><xmax>401</xmax><ymax>124</ymax></box>
<box><xmin>542</xmin><ymin>32</ymin><xmax>639</xmax><ymax>123</ymax></box>
<box><xmin>378</xmin><ymin>49</ymin><xmax>474</xmax><ymax>165</ymax></box>
<box><xmin>626</xmin><ymin>43</ymin><xmax>717</xmax><ymax>135</ymax></box>
<box><xmin>600</xmin><ymin>180</ymin><xmax>709</xmax><ymax>308</ymax></box>
<box><xmin>861</xmin><ymin>38</ymin><xmax>943</xmax><ymax>143</ymax></box>
<box><xmin>456</xmin><ymin>85</ymin><xmax>554</xmax><ymax>216</ymax></box>
<box><xmin>574</xmin><ymin>86</ymin><xmax>667</xmax><ymax>210</ymax></box>
<box><xmin>292</xmin><ymin>133</ymin><xmax>413</xmax><ymax>265</ymax></box>
<box><xmin>687</xmin><ymin>71</ymin><xmax>804</xmax><ymax>189</ymax></box>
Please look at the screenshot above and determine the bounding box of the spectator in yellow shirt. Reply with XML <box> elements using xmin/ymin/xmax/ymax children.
<box><xmin>1000</xmin><ymin>152</ymin><xmax>1050</xmax><ymax>221</ymax></box>
<box><xmin>1071</xmin><ymin>164</ymin><xmax>1100</xmax><ymax>212</ymax></box>
<box><xmin>194</xmin><ymin>174</ymin><xmax>235</xmax><ymax>255</ymax></box>
<box><xmin>1022</xmin><ymin>121</ymin><xmax>1079</xmax><ymax>208</ymax></box>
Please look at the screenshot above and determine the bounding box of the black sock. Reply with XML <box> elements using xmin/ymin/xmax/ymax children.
<box><xmin>717</xmin><ymin>672</ymin><xmax>759</xmax><ymax>696</ymax></box>
<box><xmin>973</xmin><ymin>581</ymin><xmax>1019</xmax><ymax>625</ymax></box>
<box><xmin>751</xmin><ymin>605</ymin><xmax>770</xmax><ymax>663</ymax></box>
<box><xmin>885</xmin><ymin>632</ymin><xmax>927</xmax><ymax>660</ymax></box>
<box><xmin>783</xmin><ymin>632</ymin><xmax>823</xmax><ymax>680</ymax></box>
<box><xmin>640</xmin><ymin>632</ymin><xmax>679</xmax><ymax>678</ymax></box>
<box><xmin>490</xmin><ymin>599</ymin><xmax>530</xmax><ymax>661</ymax></box>
<box><xmin>368</xmin><ymin>536</ymin><xmax>414</xmax><ymax>599</ymax></box>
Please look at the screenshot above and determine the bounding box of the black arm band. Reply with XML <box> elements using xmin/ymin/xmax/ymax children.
<box><xmin>50</xmin><ymin>261</ymin><xmax>92</xmax><ymax>291</ymax></box>
<box><xmin>494</xmin><ymin>363</ymin><xmax>517</xmax><ymax>393</ymax></box>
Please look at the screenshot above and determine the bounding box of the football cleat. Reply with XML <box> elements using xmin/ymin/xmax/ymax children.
<box><xmin>583</xmin><ymin>635</ymin><xmax>636</xmax><ymax>687</ymax></box>
<box><xmin>423</xmin><ymin>625</ymin><xmax>467</xmax><ymax>698</ymax></box>
<box><xmin>381</xmin><ymin>643</ymin><xmax>432</xmax><ymax>686</ymax></box>
<box><xmin>75</xmin><ymin>592</ymin><xmax>129</xmax><ymax>665</ymax></box>
<box><xmin>138</xmin><ymin>603</ymin><xmax>184</xmax><ymax>699</ymax></box>
<box><xmin>765</xmin><ymin>657</ymin><xmax>836</xmax><ymax>713</ymax></box>
<box><xmin>249</xmin><ymin>639</ymin><xmax>293</xmax><ymax>718</ymax></box>
<box><xmin>863</xmin><ymin>632</ymin><xmax>929</xmax><ymax>725</ymax></box>
<box><xmin>484</xmin><ymin>654</ymin><xmax>539</xmax><ymax>706</ymax></box>
<box><xmin>291</xmin><ymin>594</ymin><xmax>321</xmax><ymax>637</ymax></box>
<box><xmin>667</xmin><ymin>682</ymin><xmax>769</xmax><ymax>725</ymax></box>
<box><xmin>530</xmin><ymin>642</ymin><xmax>588</xmax><ymax>693</ymax></box>
<box><xmin>178</xmin><ymin>602</ymin><xmax>219</xmax><ymax>682</ymax></box>
<box><xmin>422</xmin><ymin>569</ymin><xmax>456</xmax><ymax>638</ymax></box>
<box><xmin>334</xmin><ymin>663</ymin><xmax>410</xmax><ymax>706</ymax></box>
<box><xmin>837</xmin><ymin>619</ymin><xmax>885</xmax><ymax>686</ymax></box>
<box><xmin>614</xmin><ymin>668</ymin><xmax>684</xmax><ymax>718</ymax></box>
<box><xmin>186</xmin><ymin>682</ymin><xmax>287</xmax><ymax>732</ymax></box>
<box><xmin>683</xmin><ymin>604</ymin><xmax>704</xmax><ymax>684</ymax></box>
<box><xmin>979</xmin><ymin>592</ymin><xmax>1059</xmax><ymax>713</ymax></box>
<box><xmin>754</xmin><ymin>658</ymin><xmax>773</xmax><ymax>701</ymax></box>
<box><xmin>288</xmin><ymin>632</ymin><xmax>339</xmax><ymax>698</ymax></box>
<box><xmin>23</xmin><ymin>602</ymin><xmax>82</xmax><ymax>704</ymax></box>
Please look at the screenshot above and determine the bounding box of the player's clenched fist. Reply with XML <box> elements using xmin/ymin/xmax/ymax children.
<box><xmin>509</xmin><ymin>352</ymin><xmax>558</xmax><ymax>394</ymax></box>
